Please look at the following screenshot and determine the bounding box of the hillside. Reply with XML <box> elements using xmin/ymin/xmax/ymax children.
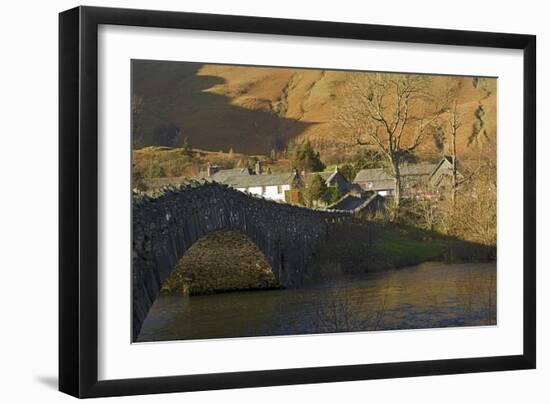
<box><xmin>132</xmin><ymin>60</ymin><xmax>497</xmax><ymax>165</ymax></box>
<box><xmin>132</xmin><ymin>146</ymin><xmax>293</xmax><ymax>180</ymax></box>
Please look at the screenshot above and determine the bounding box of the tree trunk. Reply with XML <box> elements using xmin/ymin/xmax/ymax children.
<box><xmin>392</xmin><ymin>162</ymin><xmax>402</xmax><ymax>220</ymax></box>
<box><xmin>450</xmin><ymin>100</ymin><xmax>459</xmax><ymax>206</ymax></box>
<box><xmin>451</xmin><ymin>156</ymin><xmax>457</xmax><ymax>205</ymax></box>
<box><xmin>451</xmin><ymin>114</ymin><xmax>458</xmax><ymax>206</ymax></box>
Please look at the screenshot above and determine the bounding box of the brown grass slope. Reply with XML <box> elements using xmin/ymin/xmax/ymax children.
<box><xmin>133</xmin><ymin>60</ymin><xmax>496</xmax><ymax>163</ymax></box>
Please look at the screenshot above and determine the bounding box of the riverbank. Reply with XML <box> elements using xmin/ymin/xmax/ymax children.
<box><xmin>304</xmin><ymin>220</ymin><xmax>494</xmax><ymax>283</ymax></box>
<box><xmin>160</xmin><ymin>222</ymin><xmax>494</xmax><ymax>296</ymax></box>
<box><xmin>374</xmin><ymin>223</ymin><xmax>448</xmax><ymax>269</ymax></box>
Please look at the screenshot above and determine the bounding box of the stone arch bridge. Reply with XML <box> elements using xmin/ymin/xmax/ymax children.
<box><xmin>132</xmin><ymin>182</ymin><xmax>350</xmax><ymax>340</ymax></box>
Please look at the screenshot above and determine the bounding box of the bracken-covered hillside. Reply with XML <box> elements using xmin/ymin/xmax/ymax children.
<box><xmin>132</xmin><ymin>60</ymin><xmax>496</xmax><ymax>163</ymax></box>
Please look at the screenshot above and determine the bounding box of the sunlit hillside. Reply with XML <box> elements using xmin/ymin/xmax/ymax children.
<box><xmin>132</xmin><ymin>60</ymin><xmax>496</xmax><ymax>166</ymax></box>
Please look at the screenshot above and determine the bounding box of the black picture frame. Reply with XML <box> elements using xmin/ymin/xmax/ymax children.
<box><xmin>59</xmin><ymin>5</ymin><xmax>536</xmax><ymax>398</ymax></box>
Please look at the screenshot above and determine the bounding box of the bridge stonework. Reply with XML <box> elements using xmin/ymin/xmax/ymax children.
<box><xmin>132</xmin><ymin>182</ymin><xmax>350</xmax><ymax>340</ymax></box>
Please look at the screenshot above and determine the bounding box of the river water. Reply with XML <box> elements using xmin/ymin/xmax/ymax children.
<box><xmin>137</xmin><ymin>261</ymin><xmax>496</xmax><ymax>342</ymax></box>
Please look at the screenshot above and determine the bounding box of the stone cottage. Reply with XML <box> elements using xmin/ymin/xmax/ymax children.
<box><xmin>204</xmin><ymin>162</ymin><xmax>303</xmax><ymax>202</ymax></box>
<box><xmin>353</xmin><ymin>157</ymin><xmax>456</xmax><ymax>198</ymax></box>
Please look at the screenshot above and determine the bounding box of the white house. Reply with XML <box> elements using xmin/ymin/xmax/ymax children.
<box><xmin>229</xmin><ymin>172</ymin><xmax>299</xmax><ymax>202</ymax></box>
<box><xmin>205</xmin><ymin>162</ymin><xmax>302</xmax><ymax>202</ymax></box>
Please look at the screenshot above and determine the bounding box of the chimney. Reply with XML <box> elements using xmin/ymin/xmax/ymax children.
<box><xmin>206</xmin><ymin>163</ymin><xmax>219</xmax><ymax>177</ymax></box>
<box><xmin>255</xmin><ymin>161</ymin><xmax>263</xmax><ymax>175</ymax></box>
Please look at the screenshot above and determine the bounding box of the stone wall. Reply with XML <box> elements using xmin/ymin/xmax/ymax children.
<box><xmin>132</xmin><ymin>181</ymin><xmax>350</xmax><ymax>340</ymax></box>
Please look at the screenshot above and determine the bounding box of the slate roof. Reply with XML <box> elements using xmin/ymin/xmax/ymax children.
<box><xmin>353</xmin><ymin>163</ymin><xmax>437</xmax><ymax>183</ymax></box>
<box><xmin>194</xmin><ymin>166</ymin><xmax>298</xmax><ymax>188</ymax></box>
<box><xmin>353</xmin><ymin>168</ymin><xmax>394</xmax><ymax>192</ymax></box>
<box><xmin>305</xmin><ymin>170</ymin><xmax>351</xmax><ymax>192</ymax></box>
<box><xmin>327</xmin><ymin>192</ymin><xmax>385</xmax><ymax>213</ymax></box>
<box><xmin>210</xmin><ymin>168</ymin><xmax>251</xmax><ymax>182</ymax></box>
<box><xmin>400</xmin><ymin>163</ymin><xmax>438</xmax><ymax>176</ymax></box>
<box><xmin>325</xmin><ymin>171</ymin><xmax>349</xmax><ymax>188</ymax></box>
<box><xmin>315</xmin><ymin>172</ymin><xmax>333</xmax><ymax>181</ymax></box>
<box><xmin>327</xmin><ymin>194</ymin><xmax>368</xmax><ymax>210</ymax></box>
<box><xmin>354</xmin><ymin>168</ymin><xmax>388</xmax><ymax>183</ymax></box>
<box><xmin>357</xmin><ymin>178</ymin><xmax>395</xmax><ymax>192</ymax></box>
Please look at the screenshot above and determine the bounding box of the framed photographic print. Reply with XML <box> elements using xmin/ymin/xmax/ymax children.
<box><xmin>59</xmin><ymin>6</ymin><xmax>536</xmax><ymax>398</ymax></box>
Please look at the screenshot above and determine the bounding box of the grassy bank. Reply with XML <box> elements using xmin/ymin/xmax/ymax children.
<box><xmin>375</xmin><ymin>223</ymin><xmax>447</xmax><ymax>269</ymax></box>
<box><xmin>380</xmin><ymin>238</ymin><xmax>445</xmax><ymax>262</ymax></box>
<box><xmin>305</xmin><ymin>219</ymin><xmax>495</xmax><ymax>283</ymax></box>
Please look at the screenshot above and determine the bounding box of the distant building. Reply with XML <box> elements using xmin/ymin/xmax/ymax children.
<box><xmin>353</xmin><ymin>157</ymin><xmax>456</xmax><ymax>198</ymax></box>
<box><xmin>353</xmin><ymin>167</ymin><xmax>396</xmax><ymax>196</ymax></box>
<box><xmin>144</xmin><ymin>157</ymin><xmax>457</xmax><ymax>205</ymax></box>
<box><xmin>304</xmin><ymin>166</ymin><xmax>358</xmax><ymax>194</ymax></box>
<box><xmin>209</xmin><ymin>167</ymin><xmax>252</xmax><ymax>182</ymax></box>
<box><xmin>205</xmin><ymin>164</ymin><xmax>370</xmax><ymax>204</ymax></box>
<box><xmin>327</xmin><ymin>192</ymin><xmax>386</xmax><ymax>214</ymax></box>
<box><xmin>226</xmin><ymin>171</ymin><xmax>303</xmax><ymax>202</ymax></box>
<box><xmin>202</xmin><ymin>162</ymin><xmax>303</xmax><ymax>202</ymax></box>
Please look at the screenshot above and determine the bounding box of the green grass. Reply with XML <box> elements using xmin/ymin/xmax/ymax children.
<box><xmin>305</xmin><ymin>219</ymin><xmax>450</xmax><ymax>277</ymax></box>
<box><xmin>365</xmin><ymin>222</ymin><xmax>447</xmax><ymax>270</ymax></box>
<box><xmin>380</xmin><ymin>238</ymin><xmax>446</xmax><ymax>261</ymax></box>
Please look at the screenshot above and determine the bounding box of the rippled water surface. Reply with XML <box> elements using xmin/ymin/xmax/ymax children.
<box><xmin>137</xmin><ymin>262</ymin><xmax>496</xmax><ymax>342</ymax></box>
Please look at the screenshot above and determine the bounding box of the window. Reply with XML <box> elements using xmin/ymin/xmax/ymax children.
<box><xmin>277</xmin><ymin>185</ymin><xmax>283</xmax><ymax>194</ymax></box>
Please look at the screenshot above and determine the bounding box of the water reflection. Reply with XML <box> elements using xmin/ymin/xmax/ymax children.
<box><xmin>137</xmin><ymin>262</ymin><xmax>496</xmax><ymax>342</ymax></box>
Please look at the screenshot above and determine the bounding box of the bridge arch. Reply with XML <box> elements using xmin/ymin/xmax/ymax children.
<box><xmin>132</xmin><ymin>182</ymin><xmax>349</xmax><ymax>340</ymax></box>
<box><xmin>160</xmin><ymin>228</ymin><xmax>279</xmax><ymax>295</ymax></box>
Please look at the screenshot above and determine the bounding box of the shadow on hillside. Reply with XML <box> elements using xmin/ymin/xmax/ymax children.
<box><xmin>132</xmin><ymin>60</ymin><xmax>312</xmax><ymax>154</ymax></box>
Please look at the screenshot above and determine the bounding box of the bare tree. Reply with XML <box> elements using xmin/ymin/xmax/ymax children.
<box><xmin>336</xmin><ymin>73</ymin><xmax>442</xmax><ymax>217</ymax></box>
<box><xmin>448</xmin><ymin>98</ymin><xmax>461</xmax><ymax>204</ymax></box>
<box><xmin>438</xmin><ymin>93</ymin><xmax>496</xmax><ymax>251</ymax></box>
<box><xmin>445</xmin><ymin>94</ymin><xmax>481</xmax><ymax>205</ymax></box>
<box><xmin>440</xmin><ymin>159</ymin><xmax>496</xmax><ymax>249</ymax></box>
